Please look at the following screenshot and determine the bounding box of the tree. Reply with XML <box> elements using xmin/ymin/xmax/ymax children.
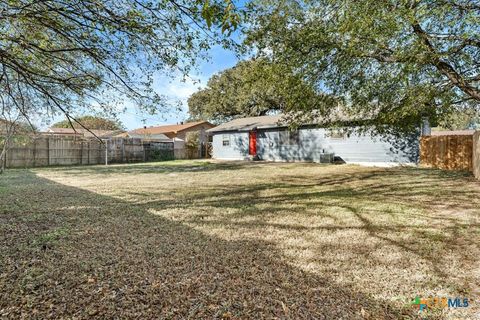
<box><xmin>51</xmin><ymin>116</ymin><xmax>124</xmax><ymax>130</ymax></box>
<box><xmin>0</xmin><ymin>0</ymin><xmax>240</xmax><ymax>133</ymax></box>
<box><xmin>438</xmin><ymin>108</ymin><xmax>480</xmax><ymax>130</ymax></box>
<box><xmin>188</xmin><ymin>59</ymin><xmax>335</xmax><ymax>123</ymax></box>
<box><xmin>185</xmin><ymin>131</ymin><xmax>200</xmax><ymax>158</ymax></box>
<box><xmin>244</xmin><ymin>0</ymin><xmax>480</xmax><ymax>130</ymax></box>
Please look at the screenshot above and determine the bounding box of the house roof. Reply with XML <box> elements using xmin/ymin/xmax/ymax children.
<box><xmin>207</xmin><ymin>115</ymin><xmax>285</xmax><ymax>133</ymax></box>
<box><xmin>206</xmin><ymin>110</ymin><xmax>367</xmax><ymax>133</ymax></box>
<box><xmin>130</xmin><ymin>121</ymin><xmax>214</xmax><ymax>135</ymax></box>
<box><xmin>118</xmin><ymin>131</ymin><xmax>171</xmax><ymax>141</ymax></box>
<box><xmin>47</xmin><ymin>127</ymin><xmax>123</xmax><ymax>138</ymax></box>
<box><xmin>430</xmin><ymin>130</ymin><xmax>475</xmax><ymax>136</ymax></box>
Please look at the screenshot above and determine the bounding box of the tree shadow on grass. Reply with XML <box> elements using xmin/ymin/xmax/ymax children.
<box><xmin>137</xmin><ymin>166</ymin><xmax>479</xmax><ymax>313</ymax></box>
<box><xmin>0</xmin><ymin>170</ymin><xmax>415</xmax><ymax>319</ymax></box>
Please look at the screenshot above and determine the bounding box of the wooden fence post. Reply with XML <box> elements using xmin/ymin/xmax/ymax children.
<box><xmin>474</xmin><ymin>131</ymin><xmax>480</xmax><ymax>179</ymax></box>
<box><xmin>47</xmin><ymin>137</ymin><xmax>50</xmax><ymax>166</ymax></box>
<box><xmin>80</xmin><ymin>140</ymin><xmax>83</xmax><ymax>165</ymax></box>
<box><xmin>122</xmin><ymin>140</ymin><xmax>126</xmax><ymax>163</ymax></box>
<box><xmin>3</xmin><ymin>145</ymin><xmax>6</xmax><ymax>169</ymax></box>
<box><xmin>105</xmin><ymin>140</ymin><xmax>108</xmax><ymax>165</ymax></box>
<box><xmin>32</xmin><ymin>137</ymin><xmax>36</xmax><ymax>167</ymax></box>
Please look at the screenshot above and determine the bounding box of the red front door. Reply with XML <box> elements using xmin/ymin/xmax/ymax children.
<box><xmin>249</xmin><ymin>131</ymin><xmax>257</xmax><ymax>155</ymax></box>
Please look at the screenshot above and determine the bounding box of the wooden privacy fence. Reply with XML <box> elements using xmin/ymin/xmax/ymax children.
<box><xmin>420</xmin><ymin>135</ymin><xmax>473</xmax><ymax>171</ymax></box>
<box><xmin>4</xmin><ymin>135</ymin><xmax>174</xmax><ymax>168</ymax></box>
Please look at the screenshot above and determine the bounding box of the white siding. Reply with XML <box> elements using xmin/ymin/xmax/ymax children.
<box><xmin>211</xmin><ymin>132</ymin><xmax>249</xmax><ymax>160</ymax></box>
<box><xmin>211</xmin><ymin>127</ymin><xmax>418</xmax><ymax>164</ymax></box>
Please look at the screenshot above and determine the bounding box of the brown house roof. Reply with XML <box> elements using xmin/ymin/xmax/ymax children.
<box><xmin>130</xmin><ymin>121</ymin><xmax>214</xmax><ymax>136</ymax></box>
<box><xmin>116</xmin><ymin>131</ymin><xmax>172</xmax><ymax>141</ymax></box>
<box><xmin>206</xmin><ymin>111</ymin><xmax>366</xmax><ymax>133</ymax></box>
<box><xmin>207</xmin><ymin>115</ymin><xmax>284</xmax><ymax>133</ymax></box>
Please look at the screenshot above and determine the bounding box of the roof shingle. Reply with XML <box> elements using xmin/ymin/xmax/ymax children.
<box><xmin>206</xmin><ymin>115</ymin><xmax>285</xmax><ymax>133</ymax></box>
<box><xmin>130</xmin><ymin>121</ymin><xmax>213</xmax><ymax>135</ymax></box>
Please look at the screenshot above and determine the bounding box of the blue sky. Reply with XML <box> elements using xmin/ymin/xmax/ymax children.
<box><xmin>44</xmin><ymin>44</ymin><xmax>240</xmax><ymax>131</ymax></box>
<box><xmin>42</xmin><ymin>2</ymin><xmax>250</xmax><ymax>132</ymax></box>
<box><xmin>117</xmin><ymin>45</ymin><xmax>240</xmax><ymax>130</ymax></box>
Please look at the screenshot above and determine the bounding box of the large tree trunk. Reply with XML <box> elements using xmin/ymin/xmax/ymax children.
<box><xmin>0</xmin><ymin>142</ymin><xmax>6</xmax><ymax>174</ymax></box>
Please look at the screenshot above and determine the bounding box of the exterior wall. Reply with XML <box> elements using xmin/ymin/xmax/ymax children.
<box><xmin>179</xmin><ymin>124</ymin><xmax>212</xmax><ymax>144</ymax></box>
<box><xmin>211</xmin><ymin>127</ymin><xmax>419</xmax><ymax>164</ymax></box>
<box><xmin>173</xmin><ymin>124</ymin><xmax>213</xmax><ymax>159</ymax></box>
<box><xmin>212</xmin><ymin>132</ymin><xmax>249</xmax><ymax>160</ymax></box>
<box><xmin>194</xmin><ymin>124</ymin><xmax>211</xmax><ymax>144</ymax></box>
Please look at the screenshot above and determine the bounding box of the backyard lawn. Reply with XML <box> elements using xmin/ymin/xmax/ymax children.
<box><xmin>0</xmin><ymin>161</ymin><xmax>479</xmax><ymax>319</ymax></box>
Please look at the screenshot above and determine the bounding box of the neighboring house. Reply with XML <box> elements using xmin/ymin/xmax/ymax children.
<box><xmin>207</xmin><ymin>115</ymin><xmax>419</xmax><ymax>165</ymax></box>
<box><xmin>127</xmin><ymin>121</ymin><xmax>214</xmax><ymax>158</ymax></box>
<box><xmin>45</xmin><ymin>127</ymin><xmax>124</xmax><ymax>139</ymax></box>
<box><xmin>116</xmin><ymin>131</ymin><xmax>171</xmax><ymax>142</ymax></box>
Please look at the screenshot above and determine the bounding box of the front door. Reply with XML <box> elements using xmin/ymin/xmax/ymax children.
<box><xmin>249</xmin><ymin>131</ymin><xmax>257</xmax><ymax>156</ymax></box>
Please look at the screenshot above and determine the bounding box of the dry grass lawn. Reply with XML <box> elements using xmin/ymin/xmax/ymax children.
<box><xmin>0</xmin><ymin>161</ymin><xmax>479</xmax><ymax>319</ymax></box>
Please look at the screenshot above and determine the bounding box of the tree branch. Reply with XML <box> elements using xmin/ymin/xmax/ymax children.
<box><xmin>412</xmin><ymin>23</ymin><xmax>480</xmax><ymax>101</ymax></box>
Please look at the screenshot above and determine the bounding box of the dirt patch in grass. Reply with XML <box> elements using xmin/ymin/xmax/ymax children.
<box><xmin>1</xmin><ymin>161</ymin><xmax>479</xmax><ymax>319</ymax></box>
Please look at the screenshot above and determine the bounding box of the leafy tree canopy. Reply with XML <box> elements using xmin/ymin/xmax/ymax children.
<box><xmin>188</xmin><ymin>59</ymin><xmax>335</xmax><ymax>123</ymax></box>
<box><xmin>51</xmin><ymin>115</ymin><xmax>124</xmax><ymax>130</ymax></box>
<box><xmin>243</xmin><ymin>0</ymin><xmax>480</xmax><ymax>131</ymax></box>
<box><xmin>0</xmin><ymin>0</ymin><xmax>240</xmax><ymax>131</ymax></box>
<box><xmin>438</xmin><ymin>108</ymin><xmax>480</xmax><ymax>130</ymax></box>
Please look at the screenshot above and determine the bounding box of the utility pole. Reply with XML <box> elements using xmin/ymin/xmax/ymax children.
<box><xmin>104</xmin><ymin>139</ymin><xmax>108</xmax><ymax>165</ymax></box>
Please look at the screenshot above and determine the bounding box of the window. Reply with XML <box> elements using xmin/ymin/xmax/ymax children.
<box><xmin>279</xmin><ymin>130</ymin><xmax>300</xmax><ymax>145</ymax></box>
<box><xmin>222</xmin><ymin>135</ymin><xmax>230</xmax><ymax>146</ymax></box>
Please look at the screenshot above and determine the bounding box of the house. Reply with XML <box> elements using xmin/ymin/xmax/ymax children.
<box><xmin>126</xmin><ymin>121</ymin><xmax>214</xmax><ymax>158</ymax></box>
<box><xmin>207</xmin><ymin>115</ymin><xmax>419</xmax><ymax>165</ymax></box>
<box><xmin>115</xmin><ymin>131</ymin><xmax>172</xmax><ymax>142</ymax></box>
<box><xmin>45</xmin><ymin>127</ymin><xmax>124</xmax><ymax>139</ymax></box>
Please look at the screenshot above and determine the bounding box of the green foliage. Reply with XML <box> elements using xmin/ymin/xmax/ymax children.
<box><xmin>200</xmin><ymin>0</ymin><xmax>240</xmax><ymax>34</ymax></box>
<box><xmin>437</xmin><ymin>108</ymin><xmax>480</xmax><ymax>130</ymax></box>
<box><xmin>0</xmin><ymin>0</ymin><xmax>239</xmax><ymax>126</ymax></box>
<box><xmin>147</xmin><ymin>149</ymin><xmax>175</xmax><ymax>161</ymax></box>
<box><xmin>188</xmin><ymin>59</ymin><xmax>335</xmax><ymax>122</ymax></box>
<box><xmin>51</xmin><ymin>116</ymin><xmax>124</xmax><ymax>130</ymax></box>
<box><xmin>185</xmin><ymin>131</ymin><xmax>200</xmax><ymax>149</ymax></box>
<box><xmin>32</xmin><ymin>228</ymin><xmax>70</xmax><ymax>249</ymax></box>
<box><xmin>244</xmin><ymin>0</ymin><xmax>480</xmax><ymax>130</ymax></box>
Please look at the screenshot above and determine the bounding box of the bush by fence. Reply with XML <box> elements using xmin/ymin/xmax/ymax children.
<box><xmin>144</xmin><ymin>142</ymin><xmax>174</xmax><ymax>161</ymax></box>
<box><xmin>3</xmin><ymin>135</ymin><xmax>174</xmax><ymax>168</ymax></box>
<box><xmin>420</xmin><ymin>135</ymin><xmax>473</xmax><ymax>171</ymax></box>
